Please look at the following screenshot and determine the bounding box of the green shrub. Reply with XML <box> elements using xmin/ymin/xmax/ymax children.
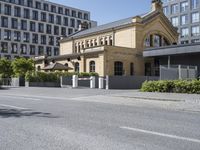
<box><xmin>25</xmin><ymin>71</ymin><xmax>99</xmax><ymax>82</ymax></box>
<box><xmin>141</xmin><ymin>80</ymin><xmax>200</xmax><ymax>94</ymax></box>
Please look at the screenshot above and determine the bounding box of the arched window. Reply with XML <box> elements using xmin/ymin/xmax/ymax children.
<box><xmin>89</xmin><ymin>61</ymin><xmax>95</xmax><ymax>72</ymax></box>
<box><xmin>75</xmin><ymin>62</ymin><xmax>79</xmax><ymax>73</ymax></box>
<box><xmin>114</xmin><ymin>61</ymin><xmax>123</xmax><ymax>76</ymax></box>
<box><xmin>64</xmin><ymin>63</ymin><xmax>68</xmax><ymax>67</ymax></box>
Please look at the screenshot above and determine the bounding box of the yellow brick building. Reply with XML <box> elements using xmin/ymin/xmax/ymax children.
<box><xmin>35</xmin><ymin>0</ymin><xmax>178</xmax><ymax>77</ymax></box>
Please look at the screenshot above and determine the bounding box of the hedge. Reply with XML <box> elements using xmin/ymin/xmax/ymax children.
<box><xmin>141</xmin><ymin>80</ymin><xmax>200</xmax><ymax>94</ymax></box>
<box><xmin>25</xmin><ymin>71</ymin><xmax>99</xmax><ymax>82</ymax></box>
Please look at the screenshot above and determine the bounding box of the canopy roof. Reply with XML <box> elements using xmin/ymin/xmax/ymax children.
<box><xmin>42</xmin><ymin>62</ymin><xmax>73</xmax><ymax>71</ymax></box>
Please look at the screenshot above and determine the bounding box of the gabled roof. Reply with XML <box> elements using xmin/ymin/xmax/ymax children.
<box><xmin>61</xmin><ymin>9</ymin><xmax>177</xmax><ymax>42</ymax></box>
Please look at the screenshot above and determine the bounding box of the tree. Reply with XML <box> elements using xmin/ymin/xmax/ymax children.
<box><xmin>12</xmin><ymin>58</ymin><xmax>35</xmax><ymax>77</ymax></box>
<box><xmin>0</xmin><ymin>58</ymin><xmax>13</xmax><ymax>78</ymax></box>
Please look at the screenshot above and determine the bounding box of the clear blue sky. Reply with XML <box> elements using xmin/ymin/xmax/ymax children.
<box><xmin>49</xmin><ymin>0</ymin><xmax>151</xmax><ymax>25</ymax></box>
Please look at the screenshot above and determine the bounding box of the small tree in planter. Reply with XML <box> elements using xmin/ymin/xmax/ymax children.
<box><xmin>0</xmin><ymin>58</ymin><xmax>13</xmax><ymax>78</ymax></box>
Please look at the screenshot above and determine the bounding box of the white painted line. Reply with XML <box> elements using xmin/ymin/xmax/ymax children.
<box><xmin>0</xmin><ymin>104</ymin><xmax>29</xmax><ymax>110</ymax></box>
<box><xmin>120</xmin><ymin>126</ymin><xmax>200</xmax><ymax>144</ymax></box>
<box><xmin>0</xmin><ymin>95</ymin><xmax>41</xmax><ymax>101</ymax></box>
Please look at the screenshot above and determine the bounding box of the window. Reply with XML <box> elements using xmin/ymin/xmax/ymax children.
<box><xmin>41</xmin><ymin>35</ymin><xmax>46</xmax><ymax>44</ymax></box>
<box><xmin>75</xmin><ymin>62</ymin><xmax>79</xmax><ymax>73</ymax></box>
<box><xmin>24</xmin><ymin>9</ymin><xmax>30</xmax><ymax>19</ymax></box>
<box><xmin>30</xmin><ymin>22</ymin><xmax>36</xmax><ymax>32</ymax></box>
<box><xmin>4</xmin><ymin>30</ymin><xmax>11</xmax><ymax>40</ymax></box>
<box><xmin>23</xmin><ymin>32</ymin><xmax>29</xmax><ymax>42</ymax></box>
<box><xmin>46</xmin><ymin>24</ymin><xmax>52</xmax><ymax>34</ymax></box>
<box><xmin>12</xmin><ymin>18</ymin><xmax>18</xmax><ymax>29</ymax></box>
<box><xmin>27</xmin><ymin>0</ymin><xmax>33</xmax><ymax>7</ymax></box>
<box><xmin>11</xmin><ymin>43</ymin><xmax>18</xmax><ymax>54</ymax></box>
<box><xmin>70</xmin><ymin>19</ymin><xmax>75</xmax><ymax>27</ymax></box>
<box><xmin>21</xmin><ymin>44</ymin><xmax>27</xmax><ymax>54</ymax></box>
<box><xmin>89</xmin><ymin>61</ymin><xmax>95</xmax><ymax>72</ymax></box>
<box><xmin>1</xmin><ymin>17</ymin><xmax>8</xmax><ymax>27</ymax></box>
<box><xmin>154</xmin><ymin>35</ymin><xmax>161</xmax><ymax>47</ymax></box>
<box><xmin>21</xmin><ymin>20</ymin><xmax>27</xmax><ymax>30</ymax></box>
<box><xmin>65</xmin><ymin>9</ymin><xmax>70</xmax><ymax>16</ymax></box>
<box><xmin>78</xmin><ymin>12</ymin><xmax>82</xmax><ymax>19</ymax></box>
<box><xmin>32</xmin><ymin>34</ymin><xmax>38</xmax><ymax>44</ymax></box>
<box><xmin>14</xmin><ymin>31</ymin><xmax>21</xmax><ymax>41</ymax></box>
<box><xmin>61</xmin><ymin>27</ymin><xmax>66</xmax><ymax>36</ymax></box>
<box><xmin>56</xmin><ymin>16</ymin><xmax>61</xmax><ymax>25</ymax></box>
<box><xmin>54</xmin><ymin>26</ymin><xmax>59</xmax><ymax>35</ymax></box>
<box><xmin>171</xmin><ymin>17</ymin><xmax>179</xmax><ymax>27</ymax></box>
<box><xmin>38</xmin><ymin>23</ymin><xmax>44</xmax><ymax>33</ymax></box>
<box><xmin>163</xmin><ymin>7</ymin><xmax>169</xmax><ymax>15</ymax></box>
<box><xmin>181</xmin><ymin>15</ymin><xmax>188</xmax><ymax>25</ymax></box>
<box><xmin>192</xmin><ymin>12</ymin><xmax>199</xmax><ymax>23</ymax></box>
<box><xmin>4</xmin><ymin>4</ymin><xmax>11</xmax><ymax>15</ymax></box>
<box><xmin>192</xmin><ymin>26</ymin><xmax>200</xmax><ymax>36</ymax></box>
<box><xmin>14</xmin><ymin>7</ymin><xmax>21</xmax><ymax>17</ymax></box>
<box><xmin>181</xmin><ymin>27</ymin><xmax>189</xmax><ymax>38</ymax></box>
<box><xmin>1</xmin><ymin>42</ymin><xmax>8</xmax><ymax>53</ymax></box>
<box><xmin>49</xmin><ymin>36</ymin><xmax>54</xmax><ymax>45</ymax></box>
<box><xmin>114</xmin><ymin>61</ymin><xmax>123</xmax><ymax>76</ymax></box>
<box><xmin>46</xmin><ymin>47</ymin><xmax>52</xmax><ymax>56</ymax></box>
<box><xmin>145</xmin><ymin>63</ymin><xmax>152</xmax><ymax>76</ymax></box>
<box><xmin>58</xmin><ymin>7</ymin><xmax>63</xmax><ymax>14</ymax></box>
<box><xmin>84</xmin><ymin>13</ymin><xmax>89</xmax><ymax>20</ymax></box>
<box><xmin>41</xmin><ymin>12</ymin><xmax>47</xmax><ymax>22</ymax></box>
<box><xmin>191</xmin><ymin>0</ymin><xmax>199</xmax><ymax>9</ymax></box>
<box><xmin>38</xmin><ymin>46</ymin><xmax>44</xmax><ymax>55</ymax></box>
<box><xmin>54</xmin><ymin>48</ymin><xmax>59</xmax><ymax>56</ymax></box>
<box><xmin>32</xmin><ymin>10</ymin><xmax>38</xmax><ymax>20</ymax></box>
<box><xmin>72</xmin><ymin>10</ymin><xmax>76</xmax><ymax>17</ymax></box>
<box><xmin>30</xmin><ymin>45</ymin><xmax>35</xmax><ymax>55</ymax></box>
<box><xmin>18</xmin><ymin>0</ymin><xmax>24</xmax><ymax>5</ymax></box>
<box><xmin>35</xmin><ymin>1</ymin><xmax>41</xmax><ymax>9</ymax></box>
<box><xmin>51</xmin><ymin>5</ymin><xmax>56</xmax><ymax>13</ymax></box>
<box><xmin>49</xmin><ymin>14</ymin><xmax>54</xmax><ymax>23</ymax></box>
<box><xmin>43</xmin><ymin>3</ymin><xmax>49</xmax><ymax>11</ymax></box>
<box><xmin>180</xmin><ymin>1</ymin><xmax>188</xmax><ymax>12</ymax></box>
<box><xmin>64</xmin><ymin>17</ymin><xmax>68</xmax><ymax>26</ymax></box>
<box><xmin>171</xmin><ymin>4</ymin><xmax>178</xmax><ymax>14</ymax></box>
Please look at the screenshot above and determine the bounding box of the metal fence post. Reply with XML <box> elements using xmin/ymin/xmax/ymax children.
<box><xmin>178</xmin><ymin>65</ymin><xmax>182</xmax><ymax>80</ymax></box>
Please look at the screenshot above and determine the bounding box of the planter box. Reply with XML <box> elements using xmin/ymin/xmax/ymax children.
<box><xmin>26</xmin><ymin>82</ymin><xmax>60</xmax><ymax>87</ymax></box>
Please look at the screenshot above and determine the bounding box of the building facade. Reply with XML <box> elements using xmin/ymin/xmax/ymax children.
<box><xmin>162</xmin><ymin>0</ymin><xmax>200</xmax><ymax>44</ymax></box>
<box><xmin>35</xmin><ymin>0</ymin><xmax>178</xmax><ymax>77</ymax></box>
<box><xmin>0</xmin><ymin>0</ymin><xmax>96</xmax><ymax>59</ymax></box>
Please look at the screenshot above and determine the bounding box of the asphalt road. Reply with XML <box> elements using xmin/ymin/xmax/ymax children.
<box><xmin>0</xmin><ymin>88</ymin><xmax>200</xmax><ymax>150</ymax></box>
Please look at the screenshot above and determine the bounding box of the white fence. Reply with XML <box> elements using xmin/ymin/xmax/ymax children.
<box><xmin>0</xmin><ymin>78</ymin><xmax>20</xmax><ymax>87</ymax></box>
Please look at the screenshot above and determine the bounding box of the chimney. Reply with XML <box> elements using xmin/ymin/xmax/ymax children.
<box><xmin>78</xmin><ymin>22</ymin><xmax>89</xmax><ymax>31</ymax></box>
<box><xmin>151</xmin><ymin>0</ymin><xmax>163</xmax><ymax>12</ymax></box>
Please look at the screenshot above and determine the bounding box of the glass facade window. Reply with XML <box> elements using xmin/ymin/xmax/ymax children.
<box><xmin>192</xmin><ymin>12</ymin><xmax>199</xmax><ymax>23</ymax></box>
<box><xmin>192</xmin><ymin>26</ymin><xmax>200</xmax><ymax>36</ymax></box>
<box><xmin>181</xmin><ymin>27</ymin><xmax>189</xmax><ymax>37</ymax></box>
<box><xmin>181</xmin><ymin>15</ymin><xmax>188</xmax><ymax>25</ymax></box>
<box><xmin>171</xmin><ymin>16</ymin><xmax>179</xmax><ymax>27</ymax></box>
<box><xmin>163</xmin><ymin>6</ymin><xmax>169</xmax><ymax>15</ymax></box>
<box><xmin>191</xmin><ymin>0</ymin><xmax>199</xmax><ymax>9</ymax></box>
<box><xmin>171</xmin><ymin>4</ymin><xmax>179</xmax><ymax>14</ymax></box>
<box><xmin>180</xmin><ymin>1</ymin><xmax>188</xmax><ymax>12</ymax></box>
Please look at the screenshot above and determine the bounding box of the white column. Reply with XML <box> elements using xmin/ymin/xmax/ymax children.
<box><xmin>90</xmin><ymin>76</ymin><xmax>96</xmax><ymax>89</ymax></box>
<box><xmin>99</xmin><ymin>77</ymin><xmax>104</xmax><ymax>89</ymax></box>
<box><xmin>72</xmin><ymin>75</ymin><xmax>78</xmax><ymax>88</ymax></box>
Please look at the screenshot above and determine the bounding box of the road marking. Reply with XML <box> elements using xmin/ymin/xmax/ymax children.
<box><xmin>0</xmin><ymin>104</ymin><xmax>29</xmax><ymax>110</ymax></box>
<box><xmin>0</xmin><ymin>95</ymin><xmax>41</xmax><ymax>101</ymax></box>
<box><xmin>120</xmin><ymin>126</ymin><xmax>200</xmax><ymax>144</ymax></box>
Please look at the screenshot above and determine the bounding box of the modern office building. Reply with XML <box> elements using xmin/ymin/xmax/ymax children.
<box><xmin>162</xmin><ymin>0</ymin><xmax>200</xmax><ymax>44</ymax></box>
<box><xmin>0</xmin><ymin>0</ymin><xmax>96</xmax><ymax>59</ymax></box>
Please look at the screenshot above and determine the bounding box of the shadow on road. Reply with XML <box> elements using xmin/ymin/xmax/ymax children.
<box><xmin>0</xmin><ymin>109</ymin><xmax>58</xmax><ymax>118</ymax></box>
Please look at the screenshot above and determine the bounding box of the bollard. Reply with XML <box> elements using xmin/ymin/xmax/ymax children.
<box><xmin>99</xmin><ymin>77</ymin><xmax>104</xmax><ymax>89</ymax></box>
<box><xmin>72</xmin><ymin>75</ymin><xmax>78</xmax><ymax>88</ymax></box>
<box><xmin>90</xmin><ymin>76</ymin><xmax>96</xmax><ymax>89</ymax></box>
